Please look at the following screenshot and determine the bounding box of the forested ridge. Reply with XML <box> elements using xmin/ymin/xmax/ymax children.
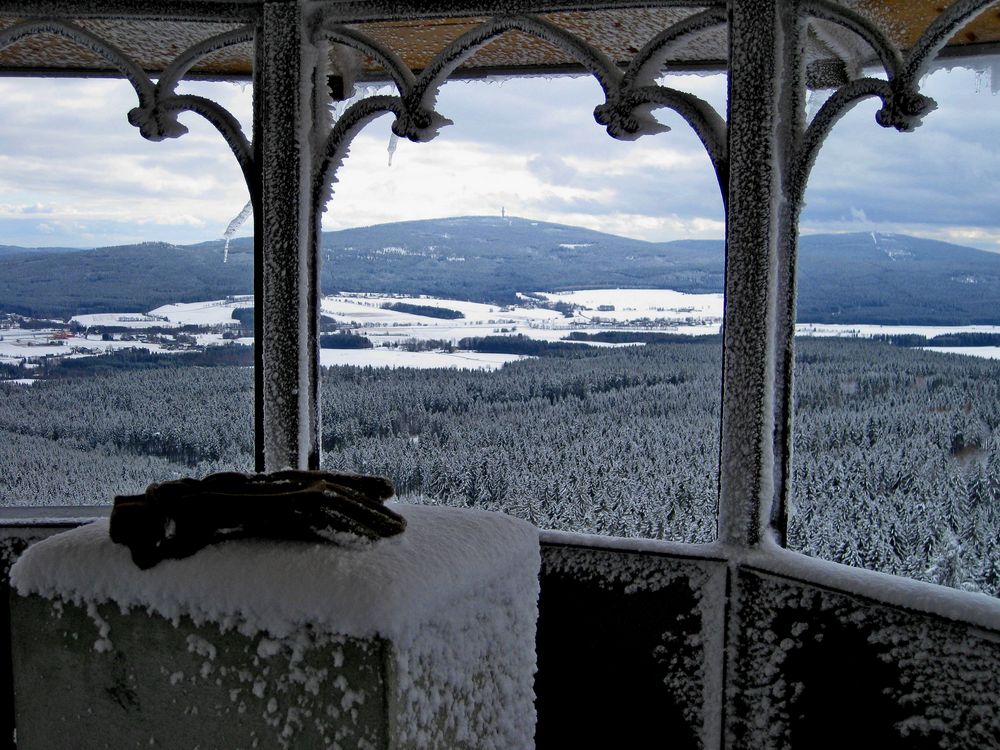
<box><xmin>2</xmin><ymin>338</ymin><xmax>999</xmax><ymax>595</ymax></box>
<box><xmin>4</xmin><ymin>218</ymin><xmax>1000</xmax><ymax>324</ymax></box>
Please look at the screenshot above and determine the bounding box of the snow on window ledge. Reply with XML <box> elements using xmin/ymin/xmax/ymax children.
<box><xmin>738</xmin><ymin>543</ymin><xmax>1000</xmax><ymax>633</ymax></box>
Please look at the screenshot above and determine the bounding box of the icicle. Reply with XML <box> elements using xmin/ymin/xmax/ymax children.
<box><xmin>387</xmin><ymin>133</ymin><xmax>399</xmax><ymax>167</ymax></box>
<box><xmin>805</xmin><ymin>88</ymin><xmax>833</xmax><ymax>123</ymax></box>
<box><xmin>328</xmin><ymin>82</ymin><xmax>395</xmax><ymax>128</ymax></box>
<box><xmin>329</xmin><ymin>99</ymin><xmax>346</xmax><ymax>124</ymax></box>
<box><xmin>222</xmin><ymin>200</ymin><xmax>253</xmax><ymax>263</ymax></box>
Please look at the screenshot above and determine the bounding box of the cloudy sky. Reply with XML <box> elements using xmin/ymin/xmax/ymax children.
<box><xmin>0</xmin><ymin>55</ymin><xmax>999</xmax><ymax>251</ymax></box>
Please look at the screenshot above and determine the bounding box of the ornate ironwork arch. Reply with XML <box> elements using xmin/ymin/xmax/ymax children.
<box><xmin>310</xmin><ymin>9</ymin><xmax>730</xmax><ymax>216</ymax></box>
<box><xmin>768</xmin><ymin>0</ymin><xmax>1000</xmax><ymax>547</ymax></box>
<box><xmin>0</xmin><ymin>20</ymin><xmax>257</xmax><ymax>199</ymax></box>
<box><xmin>790</xmin><ymin>0</ymin><xmax>1000</xmax><ymax>206</ymax></box>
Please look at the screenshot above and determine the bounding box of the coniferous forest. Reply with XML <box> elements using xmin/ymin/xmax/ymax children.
<box><xmin>2</xmin><ymin>337</ymin><xmax>999</xmax><ymax>596</ymax></box>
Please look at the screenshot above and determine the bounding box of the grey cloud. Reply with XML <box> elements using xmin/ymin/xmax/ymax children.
<box><xmin>526</xmin><ymin>154</ymin><xmax>582</xmax><ymax>184</ymax></box>
<box><xmin>801</xmin><ymin>66</ymin><xmax>1000</xmax><ymax>235</ymax></box>
<box><xmin>0</xmin><ymin>60</ymin><xmax>998</xmax><ymax>249</ymax></box>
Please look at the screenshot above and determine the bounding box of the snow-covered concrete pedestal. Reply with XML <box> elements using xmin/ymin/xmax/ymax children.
<box><xmin>9</xmin><ymin>504</ymin><xmax>539</xmax><ymax>749</ymax></box>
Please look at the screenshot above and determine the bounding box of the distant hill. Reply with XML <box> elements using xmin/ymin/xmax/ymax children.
<box><xmin>795</xmin><ymin>232</ymin><xmax>1000</xmax><ymax>325</ymax></box>
<box><xmin>0</xmin><ymin>241</ymin><xmax>252</xmax><ymax>318</ymax></box>
<box><xmin>316</xmin><ymin>216</ymin><xmax>724</xmax><ymax>303</ymax></box>
<box><xmin>1</xmin><ymin>217</ymin><xmax>1000</xmax><ymax>325</ymax></box>
<box><xmin>0</xmin><ymin>244</ymin><xmax>91</xmax><ymax>259</ymax></box>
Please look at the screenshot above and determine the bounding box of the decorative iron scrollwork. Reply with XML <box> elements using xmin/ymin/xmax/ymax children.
<box><xmin>0</xmin><ymin>20</ymin><xmax>257</xmax><ymax>197</ymax></box>
<box><xmin>310</xmin><ymin>9</ymin><xmax>730</xmax><ymax>214</ymax></box>
<box><xmin>791</xmin><ymin>0</ymin><xmax>1000</xmax><ymax>204</ymax></box>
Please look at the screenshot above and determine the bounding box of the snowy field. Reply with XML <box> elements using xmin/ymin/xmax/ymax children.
<box><xmin>322</xmin><ymin>293</ymin><xmax>565</xmax><ymax>327</ymax></box>
<box><xmin>0</xmin><ymin>329</ymin><xmax>172</xmax><ymax>365</ymax></box>
<box><xmin>536</xmin><ymin>288</ymin><xmax>724</xmax><ymax>323</ymax></box>
<box><xmin>2</xmin><ymin>299</ymin><xmax>253</xmax><ymax>371</ymax></box>
<box><xmin>923</xmin><ymin>346</ymin><xmax>1000</xmax><ymax>360</ymax></box>
<box><xmin>8</xmin><ymin>291</ymin><xmax>1000</xmax><ymax>380</ymax></box>
<box><xmin>65</xmin><ymin>300</ymin><xmax>1000</xmax><ymax>344</ymax></box>
<box><xmin>323</xmin><ymin>290</ymin><xmax>723</xmax><ymax>346</ymax></box>
<box><xmin>72</xmin><ymin>298</ymin><xmax>252</xmax><ymax>329</ymax></box>
<box><xmin>149</xmin><ymin>299</ymin><xmax>252</xmax><ymax>327</ymax></box>
<box><xmin>68</xmin><ymin>313</ymin><xmax>173</xmax><ymax>329</ymax></box>
<box><xmin>794</xmin><ymin>323</ymin><xmax>1000</xmax><ymax>361</ymax></box>
<box><xmin>319</xmin><ymin>349</ymin><xmax>528</xmax><ymax>370</ymax></box>
<box><xmin>796</xmin><ymin>323</ymin><xmax>1000</xmax><ymax>338</ymax></box>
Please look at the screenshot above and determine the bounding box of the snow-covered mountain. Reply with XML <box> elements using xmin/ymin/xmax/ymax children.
<box><xmin>1</xmin><ymin>218</ymin><xmax>999</xmax><ymax>325</ymax></box>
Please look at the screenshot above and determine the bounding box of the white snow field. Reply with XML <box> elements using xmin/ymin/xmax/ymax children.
<box><xmin>922</xmin><ymin>346</ymin><xmax>1000</xmax><ymax>360</ymax></box>
<box><xmin>72</xmin><ymin>298</ymin><xmax>253</xmax><ymax>329</ymax></box>
<box><xmin>1</xmin><ymin>299</ymin><xmax>253</xmax><ymax>373</ymax></box>
<box><xmin>148</xmin><ymin>298</ymin><xmax>253</xmax><ymax>326</ymax></box>
<box><xmin>795</xmin><ymin>323</ymin><xmax>1000</xmax><ymax>338</ymax></box>
<box><xmin>536</xmin><ymin>288</ymin><xmax>724</xmax><ymax>323</ymax></box>
<box><xmin>0</xmin><ymin>328</ymin><xmax>172</xmax><ymax>365</ymax></box>
<box><xmin>8</xmin><ymin>291</ymin><xmax>1000</xmax><ymax>383</ymax></box>
<box><xmin>319</xmin><ymin>348</ymin><xmax>528</xmax><ymax>370</ymax></box>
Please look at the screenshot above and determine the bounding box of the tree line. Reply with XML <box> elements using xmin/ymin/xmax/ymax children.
<box><xmin>2</xmin><ymin>338</ymin><xmax>999</xmax><ymax>596</ymax></box>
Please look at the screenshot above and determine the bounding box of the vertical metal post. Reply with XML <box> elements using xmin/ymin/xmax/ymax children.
<box><xmin>770</xmin><ymin>3</ymin><xmax>807</xmax><ymax>547</ymax></box>
<box><xmin>257</xmin><ymin>0</ymin><xmax>321</xmax><ymax>471</ymax></box>
<box><xmin>718</xmin><ymin>0</ymin><xmax>801</xmax><ymax>548</ymax></box>
<box><xmin>251</xmin><ymin>20</ymin><xmax>265</xmax><ymax>473</ymax></box>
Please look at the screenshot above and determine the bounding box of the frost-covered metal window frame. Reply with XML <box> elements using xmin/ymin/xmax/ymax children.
<box><xmin>296</xmin><ymin>0</ymin><xmax>1000</xmax><ymax>555</ymax></box>
<box><xmin>0</xmin><ymin>0</ymin><xmax>996</xmax><ymax>554</ymax></box>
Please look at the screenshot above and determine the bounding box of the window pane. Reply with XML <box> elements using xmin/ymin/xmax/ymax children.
<box><xmin>791</xmin><ymin>57</ymin><xmax>1000</xmax><ymax>596</ymax></box>
<box><xmin>0</xmin><ymin>78</ymin><xmax>255</xmax><ymax>506</ymax></box>
<box><xmin>319</xmin><ymin>73</ymin><xmax>727</xmax><ymax>543</ymax></box>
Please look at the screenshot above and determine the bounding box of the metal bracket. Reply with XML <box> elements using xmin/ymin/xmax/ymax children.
<box><xmin>0</xmin><ymin>19</ymin><xmax>257</xmax><ymax>199</ymax></box>
<box><xmin>309</xmin><ymin>8</ymin><xmax>731</xmax><ymax>214</ymax></box>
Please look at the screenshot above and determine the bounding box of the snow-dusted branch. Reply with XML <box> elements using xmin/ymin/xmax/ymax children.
<box><xmin>313</xmin><ymin>21</ymin><xmax>416</xmax><ymax>101</ymax></box>
<box><xmin>797</xmin><ymin>0</ymin><xmax>928</xmax><ymax>136</ymax></box>
<box><xmin>153</xmin><ymin>94</ymin><xmax>256</xmax><ymax>195</ymax></box>
<box><xmin>415</xmin><ymin>15</ymin><xmax>622</xmax><ymax>104</ymax></box>
<box><xmin>155</xmin><ymin>25</ymin><xmax>255</xmax><ymax>97</ymax></box>
<box><xmin>128</xmin><ymin>25</ymin><xmax>255</xmax><ymax>197</ymax></box>
<box><xmin>900</xmin><ymin>0</ymin><xmax>999</xmax><ymax>89</ymax></box>
<box><xmin>623</xmin><ymin>6</ymin><xmax>728</xmax><ymax>88</ymax></box>
<box><xmin>314</xmin><ymin>94</ymin><xmax>405</xmax><ymax>211</ymax></box>
<box><xmin>624</xmin><ymin>84</ymin><xmax>728</xmax><ymax>198</ymax></box>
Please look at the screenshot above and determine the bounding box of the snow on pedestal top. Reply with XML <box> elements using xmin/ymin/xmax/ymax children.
<box><xmin>11</xmin><ymin>502</ymin><xmax>540</xmax><ymax>641</ymax></box>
